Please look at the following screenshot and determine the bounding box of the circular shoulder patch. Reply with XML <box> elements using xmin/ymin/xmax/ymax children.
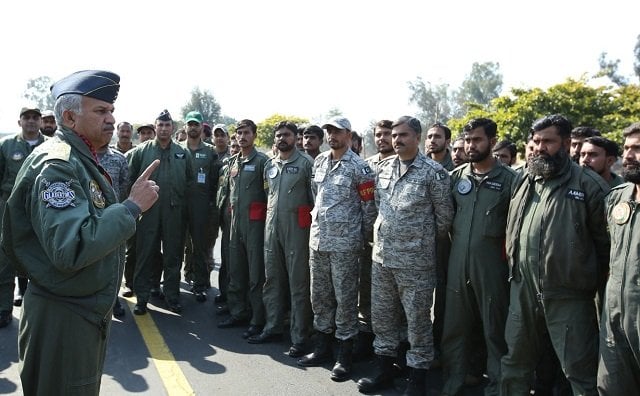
<box><xmin>41</xmin><ymin>180</ymin><xmax>76</xmax><ymax>209</ymax></box>
<box><xmin>267</xmin><ymin>166</ymin><xmax>278</xmax><ymax>179</ymax></box>
<box><xmin>457</xmin><ymin>179</ymin><xmax>473</xmax><ymax>195</ymax></box>
<box><xmin>612</xmin><ymin>202</ymin><xmax>631</xmax><ymax>225</ymax></box>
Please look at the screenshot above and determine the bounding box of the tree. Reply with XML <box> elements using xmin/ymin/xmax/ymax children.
<box><xmin>23</xmin><ymin>76</ymin><xmax>55</xmax><ymax>111</ymax></box>
<box><xmin>255</xmin><ymin>114</ymin><xmax>309</xmax><ymax>148</ymax></box>
<box><xmin>454</xmin><ymin>62</ymin><xmax>503</xmax><ymax>116</ymax></box>
<box><xmin>634</xmin><ymin>34</ymin><xmax>640</xmax><ymax>82</ymax></box>
<box><xmin>180</xmin><ymin>87</ymin><xmax>221</xmax><ymax>124</ymax></box>
<box><xmin>447</xmin><ymin>77</ymin><xmax>640</xmax><ymax>153</ymax></box>
<box><xmin>597</xmin><ymin>52</ymin><xmax>629</xmax><ymax>86</ymax></box>
<box><xmin>408</xmin><ymin>77</ymin><xmax>452</xmax><ymax>125</ymax></box>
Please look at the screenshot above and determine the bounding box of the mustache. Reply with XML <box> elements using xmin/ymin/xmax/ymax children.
<box><xmin>103</xmin><ymin>124</ymin><xmax>115</xmax><ymax>132</ymax></box>
<box><xmin>623</xmin><ymin>160</ymin><xmax>640</xmax><ymax>167</ymax></box>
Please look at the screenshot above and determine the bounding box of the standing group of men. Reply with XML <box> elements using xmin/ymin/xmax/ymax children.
<box><xmin>0</xmin><ymin>70</ymin><xmax>637</xmax><ymax>396</ymax></box>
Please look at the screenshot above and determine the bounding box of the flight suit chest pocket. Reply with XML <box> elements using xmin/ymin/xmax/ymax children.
<box><xmin>483</xmin><ymin>193</ymin><xmax>509</xmax><ymax>238</ymax></box>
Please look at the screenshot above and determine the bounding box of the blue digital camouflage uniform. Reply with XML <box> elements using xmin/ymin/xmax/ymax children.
<box><xmin>371</xmin><ymin>152</ymin><xmax>453</xmax><ymax>370</ymax></box>
<box><xmin>309</xmin><ymin>149</ymin><xmax>376</xmax><ymax>340</ymax></box>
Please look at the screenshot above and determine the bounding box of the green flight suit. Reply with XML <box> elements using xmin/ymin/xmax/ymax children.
<box><xmin>441</xmin><ymin>161</ymin><xmax>517</xmax><ymax>396</ymax></box>
<box><xmin>216</xmin><ymin>157</ymin><xmax>232</xmax><ymax>299</ymax></box>
<box><xmin>127</xmin><ymin>139</ymin><xmax>192</xmax><ymax>304</ymax></box>
<box><xmin>501</xmin><ymin>159</ymin><xmax>610</xmax><ymax>396</ymax></box>
<box><xmin>262</xmin><ymin>150</ymin><xmax>314</xmax><ymax>343</ymax></box>
<box><xmin>0</xmin><ymin>132</ymin><xmax>46</xmax><ymax>314</ymax></box>
<box><xmin>182</xmin><ymin>141</ymin><xmax>219</xmax><ymax>292</ymax></box>
<box><xmin>597</xmin><ymin>183</ymin><xmax>640</xmax><ymax>395</ymax></box>
<box><xmin>227</xmin><ymin>147</ymin><xmax>268</xmax><ymax>325</ymax></box>
<box><xmin>2</xmin><ymin>128</ymin><xmax>137</xmax><ymax>395</ymax></box>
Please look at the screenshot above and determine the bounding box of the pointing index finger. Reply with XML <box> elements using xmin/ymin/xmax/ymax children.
<box><xmin>139</xmin><ymin>159</ymin><xmax>160</xmax><ymax>181</ymax></box>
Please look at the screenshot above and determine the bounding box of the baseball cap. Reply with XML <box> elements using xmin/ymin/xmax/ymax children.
<box><xmin>137</xmin><ymin>124</ymin><xmax>155</xmax><ymax>133</ymax></box>
<box><xmin>41</xmin><ymin>110</ymin><xmax>55</xmax><ymax>118</ymax></box>
<box><xmin>185</xmin><ymin>111</ymin><xmax>203</xmax><ymax>124</ymax></box>
<box><xmin>322</xmin><ymin>116</ymin><xmax>351</xmax><ymax>131</ymax></box>
<box><xmin>20</xmin><ymin>107</ymin><xmax>41</xmax><ymax>117</ymax></box>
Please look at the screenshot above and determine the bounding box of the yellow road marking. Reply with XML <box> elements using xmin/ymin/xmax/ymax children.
<box><xmin>123</xmin><ymin>297</ymin><xmax>195</xmax><ymax>396</ymax></box>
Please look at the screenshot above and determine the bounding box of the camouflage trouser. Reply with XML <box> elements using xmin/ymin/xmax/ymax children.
<box><xmin>358</xmin><ymin>243</ymin><xmax>373</xmax><ymax>331</ymax></box>
<box><xmin>309</xmin><ymin>249</ymin><xmax>359</xmax><ymax>340</ymax></box>
<box><xmin>371</xmin><ymin>261</ymin><xmax>434</xmax><ymax>370</ymax></box>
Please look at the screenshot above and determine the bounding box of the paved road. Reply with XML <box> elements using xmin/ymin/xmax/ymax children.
<box><xmin>0</xmin><ymin>261</ymin><xmax>487</xmax><ymax>395</ymax></box>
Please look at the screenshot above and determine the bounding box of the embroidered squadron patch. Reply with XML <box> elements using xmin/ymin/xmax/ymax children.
<box><xmin>11</xmin><ymin>152</ymin><xmax>24</xmax><ymax>161</ymax></box>
<box><xmin>612</xmin><ymin>202</ymin><xmax>631</xmax><ymax>225</ymax></box>
<box><xmin>267</xmin><ymin>166</ymin><xmax>278</xmax><ymax>179</ymax></box>
<box><xmin>41</xmin><ymin>179</ymin><xmax>76</xmax><ymax>209</ymax></box>
<box><xmin>435</xmin><ymin>170</ymin><xmax>447</xmax><ymax>181</ymax></box>
<box><xmin>89</xmin><ymin>180</ymin><xmax>105</xmax><ymax>208</ymax></box>
<box><xmin>457</xmin><ymin>179</ymin><xmax>473</xmax><ymax>195</ymax></box>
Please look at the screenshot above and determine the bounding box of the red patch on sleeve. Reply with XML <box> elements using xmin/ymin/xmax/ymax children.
<box><xmin>358</xmin><ymin>180</ymin><xmax>375</xmax><ymax>201</ymax></box>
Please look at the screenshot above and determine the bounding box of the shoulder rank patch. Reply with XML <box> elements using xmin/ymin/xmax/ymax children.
<box><xmin>566</xmin><ymin>188</ymin><xmax>585</xmax><ymax>202</ymax></box>
<box><xmin>41</xmin><ymin>178</ymin><xmax>76</xmax><ymax>209</ymax></box>
<box><xmin>361</xmin><ymin>165</ymin><xmax>372</xmax><ymax>175</ymax></box>
<box><xmin>45</xmin><ymin>141</ymin><xmax>71</xmax><ymax>162</ymax></box>
<box><xmin>435</xmin><ymin>170</ymin><xmax>447</xmax><ymax>181</ymax></box>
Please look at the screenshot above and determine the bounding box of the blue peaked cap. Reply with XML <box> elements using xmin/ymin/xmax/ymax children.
<box><xmin>51</xmin><ymin>70</ymin><xmax>120</xmax><ymax>104</ymax></box>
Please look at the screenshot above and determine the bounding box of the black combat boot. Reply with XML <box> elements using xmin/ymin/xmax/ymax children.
<box><xmin>357</xmin><ymin>354</ymin><xmax>397</xmax><ymax>393</ymax></box>
<box><xmin>403</xmin><ymin>368</ymin><xmax>427</xmax><ymax>396</ymax></box>
<box><xmin>330</xmin><ymin>338</ymin><xmax>354</xmax><ymax>382</ymax></box>
<box><xmin>297</xmin><ymin>332</ymin><xmax>333</xmax><ymax>367</ymax></box>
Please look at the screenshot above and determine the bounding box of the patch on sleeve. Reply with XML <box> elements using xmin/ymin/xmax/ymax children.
<box><xmin>435</xmin><ymin>170</ymin><xmax>447</xmax><ymax>181</ymax></box>
<box><xmin>361</xmin><ymin>165</ymin><xmax>372</xmax><ymax>175</ymax></box>
<box><xmin>41</xmin><ymin>178</ymin><xmax>76</xmax><ymax>209</ymax></box>
<box><xmin>358</xmin><ymin>179</ymin><xmax>375</xmax><ymax>201</ymax></box>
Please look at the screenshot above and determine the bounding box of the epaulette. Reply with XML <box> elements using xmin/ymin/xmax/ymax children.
<box><xmin>42</xmin><ymin>140</ymin><xmax>71</xmax><ymax>162</ymax></box>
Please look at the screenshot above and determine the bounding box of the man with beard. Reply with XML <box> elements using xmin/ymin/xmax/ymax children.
<box><xmin>217</xmin><ymin>120</ymin><xmax>269</xmax><ymax>340</ymax></box>
<box><xmin>249</xmin><ymin>121</ymin><xmax>314</xmax><ymax>359</ymax></box>
<box><xmin>440</xmin><ymin>118</ymin><xmax>517</xmax><ymax>396</ymax></box>
<box><xmin>493</xmin><ymin>140</ymin><xmax>517</xmax><ymax>167</ymax></box>
<box><xmin>451</xmin><ymin>136</ymin><xmax>467</xmax><ymax>168</ymax></box>
<box><xmin>127</xmin><ymin>110</ymin><xmax>192</xmax><ymax>315</ymax></box>
<box><xmin>0</xmin><ymin>107</ymin><xmax>47</xmax><ymax>328</ymax></box>
<box><xmin>579</xmin><ymin>136</ymin><xmax>624</xmax><ymax>188</ymax></box>
<box><xmin>500</xmin><ymin>114</ymin><xmax>610</xmax><ymax>396</ymax></box>
<box><xmin>298</xmin><ymin>116</ymin><xmax>377</xmax><ymax>383</ymax></box>
<box><xmin>357</xmin><ymin>116</ymin><xmax>452</xmax><ymax>396</ymax></box>
<box><xmin>115</xmin><ymin>121</ymin><xmax>135</xmax><ymax>154</ymax></box>
<box><xmin>40</xmin><ymin>110</ymin><xmax>57</xmax><ymax>137</ymax></box>
<box><xmin>425</xmin><ymin>122</ymin><xmax>454</xmax><ymax>171</ymax></box>
<box><xmin>181</xmin><ymin>111</ymin><xmax>219</xmax><ymax>302</ymax></box>
<box><xmin>570</xmin><ymin>126</ymin><xmax>600</xmax><ymax>163</ymax></box>
<box><xmin>597</xmin><ymin>121</ymin><xmax>640</xmax><ymax>395</ymax></box>
<box><xmin>303</xmin><ymin>125</ymin><xmax>324</xmax><ymax>159</ymax></box>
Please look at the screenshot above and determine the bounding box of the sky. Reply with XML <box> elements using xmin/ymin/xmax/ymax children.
<box><xmin>0</xmin><ymin>0</ymin><xmax>638</xmax><ymax>134</ymax></box>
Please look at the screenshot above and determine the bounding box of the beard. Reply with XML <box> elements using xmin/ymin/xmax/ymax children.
<box><xmin>277</xmin><ymin>141</ymin><xmax>295</xmax><ymax>152</ymax></box>
<box><xmin>622</xmin><ymin>160</ymin><xmax>640</xmax><ymax>184</ymax></box>
<box><xmin>468</xmin><ymin>146</ymin><xmax>491</xmax><ymax>163</ymax></box>
<box><xmin>378</xmin><ymin>145</ymin><xmax>394</xmax><ymax>155</ymax></box>
<box><xmin>528</xmin><ymin>149</ymin><xmax>567</xmax><ymax>179</ymax></box>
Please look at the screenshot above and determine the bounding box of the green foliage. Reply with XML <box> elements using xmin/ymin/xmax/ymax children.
<box><xmin>23</xmin><ymin>76</ymin><xmax>55</xmax><ymax>111</ymax></box>
<box><xmin>447</xmin><ymin>78</ymin><xmax>640</xmax><ymax>153</ymax></box>
<box><xmin>180</xmin><ymin>87</ymin><xmax>221</xmax><ymax>124</ymax></box>
<box><xmin>255</xmin><ymin>114</ymin><xmax>309</xmax><ymax>148</ymax></box>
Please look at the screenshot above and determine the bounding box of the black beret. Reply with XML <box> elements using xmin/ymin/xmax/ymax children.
<box><xmin>50</xmin><ymin>70</ymin><xmax>120</xmax><ymax>104</ymax></box>
<box><xmin>157</xmin><ymin>109</ymin><xmax>172</xmax><ymax>122</ymax></box>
